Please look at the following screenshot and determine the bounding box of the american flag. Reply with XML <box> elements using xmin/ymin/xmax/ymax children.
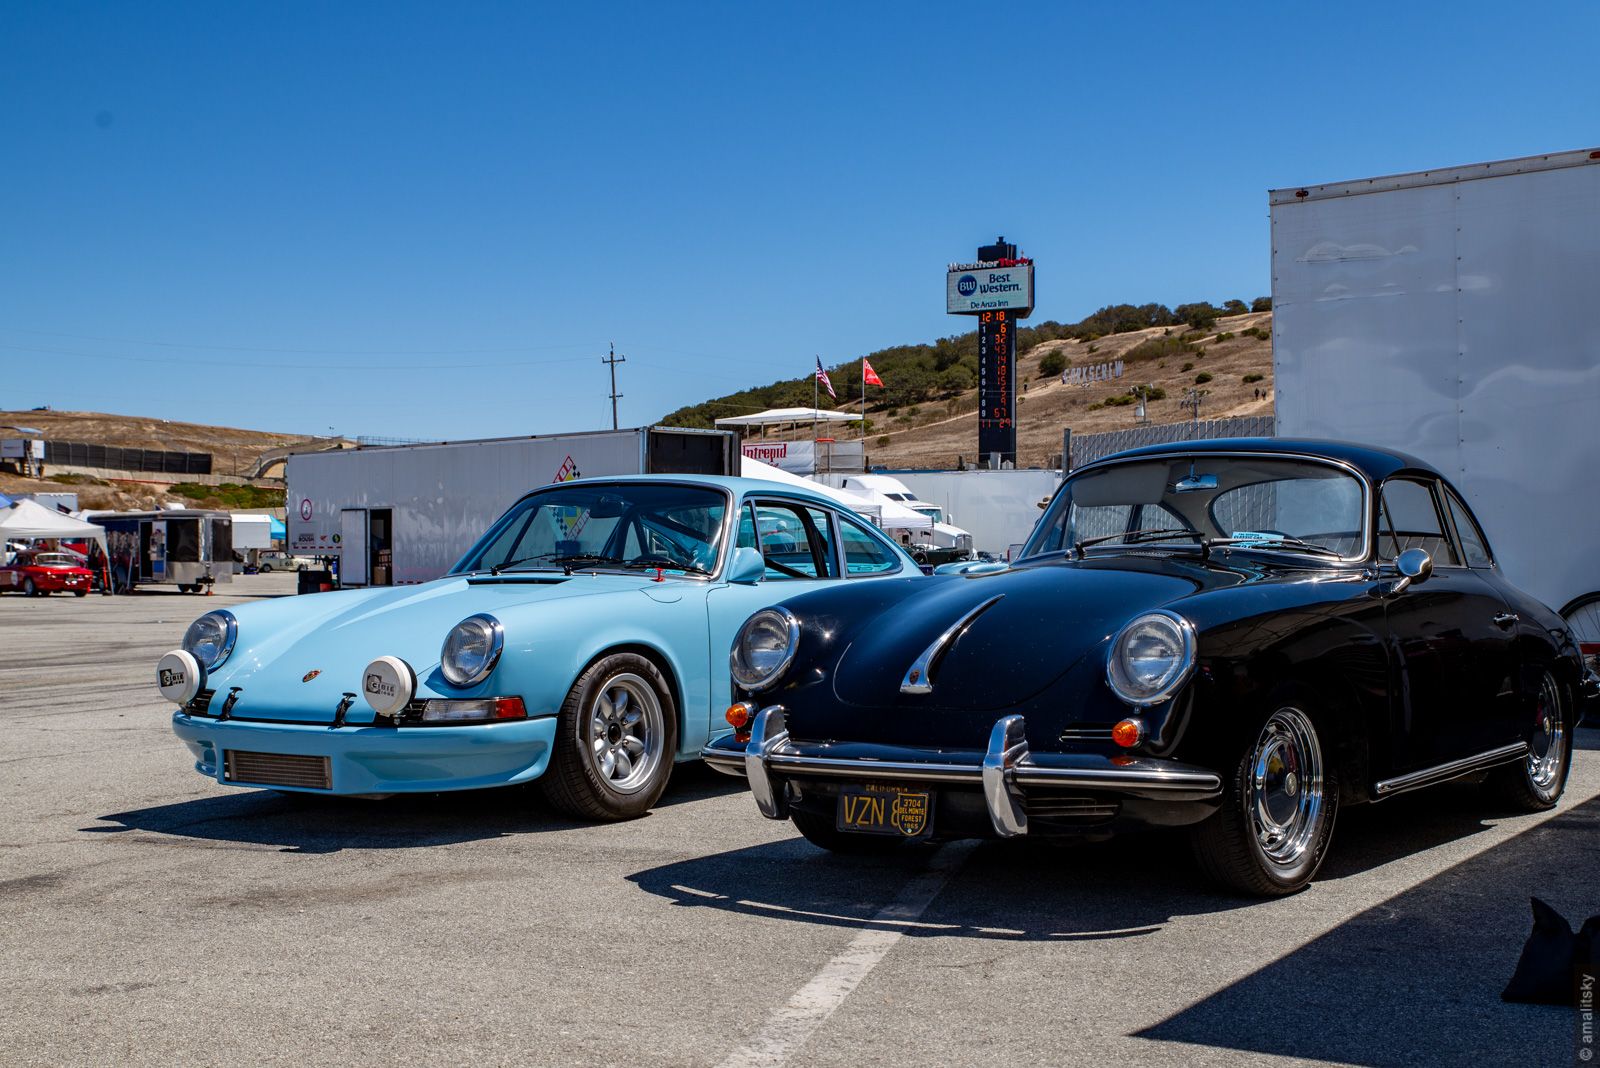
<box><xmin>815</xmin><ymin>356</ymin><xmax>835</xmax><ymax>399</ymax></box>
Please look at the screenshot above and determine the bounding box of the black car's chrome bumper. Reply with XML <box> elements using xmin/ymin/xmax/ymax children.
<box><xmin>701</xmin><ymin>707</ymin><xmax>1223</xmax><ymax>839</ymax></box>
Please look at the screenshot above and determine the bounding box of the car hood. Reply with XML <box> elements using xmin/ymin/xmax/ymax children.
<box><xmin>210</xmin><ymin>571</ymin><xmax>683</xmax><ymax>724</ymax></box>
<box><xmin>831</xmin><ymin>559</ymin><xmax>1201</xmax><ymax>712</ymax></box>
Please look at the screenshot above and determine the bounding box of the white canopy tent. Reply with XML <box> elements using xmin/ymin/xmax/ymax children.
<box><xmin>0</xmin><ymin>497</ymin><xmax>110</xmax><ymax>566</ymax></box>
<box><xmin>715</xmin><ymin>407</ymin><xmax>859</xmax><ymax>429</ymax></box>
<box><xmin>739</xmin><ymin>457</ymin><xmax>932</xmax><ymax>531</ymax></box>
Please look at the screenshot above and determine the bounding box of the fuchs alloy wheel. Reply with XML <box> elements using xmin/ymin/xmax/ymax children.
<box><xmin>1190</xmin><ymin>699</ymin><xmax>1339</xmax><ymax>896</ymax></box>
<box><xmin>1487</xmin><ymin>669</ymin><xmax>1572</xmax><ymax>811</ymax></box>
<box><xmin>541</xmin><ymin>652</ymin><xmax>676</xmax><ymax>821</ymax></box>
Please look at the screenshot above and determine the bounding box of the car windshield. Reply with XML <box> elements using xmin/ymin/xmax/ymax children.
<box><xmin>451</xmin><ymin>482</ymin><xmax>729</xmax><ymax>577</ymax></box>
<box><xmin>1023</xmin><ymin>455</ymin><xmax>1366</xmax><ymax>560</ymax></box>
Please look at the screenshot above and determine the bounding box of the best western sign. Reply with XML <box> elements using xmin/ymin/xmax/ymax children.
<box><xmin>946</xmin><ymin>262</ymin><xmax>1035</xmax><ymax>315</ymax></box>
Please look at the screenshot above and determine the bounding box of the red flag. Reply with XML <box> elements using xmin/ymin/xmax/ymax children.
<box><xmin>862</xmin><ymin>359</ymin><xmax>883</xmax><ymax>387</ymax></box>
<box><xmin>815</xmin><ymin>356</ymin><xmax>835</xmax><ymax>399</ymax></box>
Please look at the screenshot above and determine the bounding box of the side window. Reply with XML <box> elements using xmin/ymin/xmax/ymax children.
<box><xmin>750</xmin><ymin>502</ymin><xmax>832</xmax><ymax>580</ymax></box>
<box><xmin>838</xmin><ymin>516</ymin><xmax>902</xmax><ymax>576</ymax></box>
<box><xmin>1377</xmin><ymin>478</ymin><xmax>1460</xmax><ymax>566</ymax></box>
<box><xmin>1444</xmin><ymin>488</ymin><xmax>1492</xmax><ymax>568</ymax></box>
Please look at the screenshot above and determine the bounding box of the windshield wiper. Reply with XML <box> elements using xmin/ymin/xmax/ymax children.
<box><xmin>1211</xmin><ymin>536</ymin><xmax>1344</xmax><ymax>558</ymax></box>
<box><xmin>490</xmin><ymin>552</ymin><xmax>623</xmax><ymax>576</ymax></box>
<box><xmin>1074</xmin><ymin>528</ymin><xmax>1204</xmax><ymax>557</ymax></box>
<box><xmin>617</xmin><ymin>558</ymin><xmax>713</xmax><ymax>577</ymax></box>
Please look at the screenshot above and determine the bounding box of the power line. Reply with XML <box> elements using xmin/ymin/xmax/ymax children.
<box><xmin>0</xmin><ymin>325</ymin><xmax>595</xmax><ymax>356</ymax></box>
<box><xmin>0</xmin><ymin>343</ymin><xmax>599</xmax><ymax>372</ymax></box>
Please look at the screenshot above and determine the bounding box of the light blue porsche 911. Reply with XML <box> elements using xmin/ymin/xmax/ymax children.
<box><xmin>157</xmin><ymin>475</ymin><xmax>921</xmax><ymax>819</ymax></box>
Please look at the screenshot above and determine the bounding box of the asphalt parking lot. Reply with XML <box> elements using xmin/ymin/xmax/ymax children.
<box><xmin>2</xmin><ymin>573</ymin><xmax>1596</xmax><ymax>1067</ymax></box>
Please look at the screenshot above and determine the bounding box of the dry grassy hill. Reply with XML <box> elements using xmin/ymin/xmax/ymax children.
<box><xmin>0</xmin><ymin>410</ymin><xmax>347</xmax><ymax>510</ymax></box>
<box><xmin>739</xmin><ymin>311</ymin><xmax>1274</xmax><ymax>469</ymax></box>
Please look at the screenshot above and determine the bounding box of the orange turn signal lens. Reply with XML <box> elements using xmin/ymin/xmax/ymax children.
<box><xmin>1111</xmin><ymin>718</ymin><xmax>1144</xmax><ymax>748</ymax></box>
<box><xmin>725</xmin><ymin>702</ymin><xmax>753</xmax><ymax>729</ymax></box>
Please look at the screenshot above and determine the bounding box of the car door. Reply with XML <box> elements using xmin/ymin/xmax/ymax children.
<box><xmin>704</xmin><ymin>497</ymin><xmax>853</xmax><ymax>722</ymax></box>
<box><xmin>1378</xmin><ymin>475</ymin><xmax>1520</xmax><ymax>771</ymax></box>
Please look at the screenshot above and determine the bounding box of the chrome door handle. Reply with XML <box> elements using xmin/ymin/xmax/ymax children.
<box><xmin>1492</xmin><ymin>613</ymin><xmax>1520</xmax><ymax>630</ymax></box>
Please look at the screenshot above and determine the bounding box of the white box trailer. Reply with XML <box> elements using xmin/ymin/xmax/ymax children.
<box><xmin>864</xmin><ymin>469</ymin><xmax>1063</xmax><ymax>559</ymax></box>
<box><xmin>1270</xmin><ymin>148</ymin><xmax>1600</xmax><ymax>639</ymax></box>
<box><xmin>287</xmin><ymin>426</ymin><xmax>738</xmax><ymax>587</ymax></box>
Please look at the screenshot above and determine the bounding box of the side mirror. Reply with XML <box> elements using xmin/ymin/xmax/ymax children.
<box><xmin>1385</xmin><ymin>547</ymin><xmax>1433</xmax><ymax>596</ymax></box>
<box><xmin>1397</xmin><ymin>547</ymin><xmax>1433</xmax><ymax>583</ymax></box>
<box><xmin>726</xmin><ymin>546</ymin><xmax>765</xmax><ymax>585</ymax></box>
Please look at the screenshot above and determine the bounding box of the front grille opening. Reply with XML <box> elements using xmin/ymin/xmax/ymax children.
<box><xmin>185</xmin><ymin>689</ymin><xmax>215</xmax><ymax>715</ymax></box>
<box><xmin>1057</xmin><ymin>723</ymin><xmax>1114</xmax><ymax>742</ymax></box>
<box><xmin>1022</xmin><ymin>791</ymin><xmax>1120</xmax><ymax>826</ymax></box>
<box><xmin>223</xmin><ymin>750</ymin><xmax>331</xmax><ymax>790</ymax></box>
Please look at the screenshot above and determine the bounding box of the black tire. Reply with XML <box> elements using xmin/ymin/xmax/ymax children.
<box><xmin>1486</xmin><ymin>670</ymin><xmax>1572</xmax><ymax>811</ymax></box>
<box><xmin>73</xmin><ymin>590</ymin><xmax>87</xmax><ymax>598</ymax></box>
<box><xmin>23</xmin><ymin>578</ymin><xmax>36</xmax><ymax>597</ymax></box>
<box><xmin>259</xmin><ymin>564</ymin><xmax>273</xmax><ymax>573</ymax></box>
<box><xmin>1189</xmin><ymin>695</ymin><xmax>1340</xmax><ymax>896</ymax></box>
<box><xmin>539</xmin><ymin>652</ymin><xmax>677</xmax><ymax>821</ymax></box>
<box><xmin>791</xmin><ymin>808</ymin><xmax>899</xmax><ymax>855</ymax></box>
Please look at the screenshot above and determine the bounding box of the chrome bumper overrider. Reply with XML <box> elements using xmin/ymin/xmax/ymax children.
<box><xmin>702</xmin><ymin>707</ymin><xmax>1224</xmax><ymax>839</ymax></box>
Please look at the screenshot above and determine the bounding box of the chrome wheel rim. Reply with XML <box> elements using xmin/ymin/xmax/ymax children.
<box><xmin>585</xmin><ymin>673</ymin><xmax>664</xmax><ymax>794</ymax></box>
<box><xmin>1249</xmin><ymin>707</ymin><xmax>1325</xmax><ymax>869</ymax></box>
<box><xmin>1527</xmin><ymin>672</ymin><xmax>1565</xmax><ymax>795</ymax></box>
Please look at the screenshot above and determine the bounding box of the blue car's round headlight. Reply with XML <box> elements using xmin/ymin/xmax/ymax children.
<box><xmin>182</xmin><ymin>610</ymin><xmax>237</xmax><ymax>671</ymax></box>
<box><xmin>440</xmin><ymin>614</ymin><xmax>504</xmax><ymax>687</ymax></box>
<box><xmin>1106</xmin><ymin>610</ymin><xmax>1195</xmax><ymax>706</ymax></box>
<box><xmin>730</xmin><ymin>608</ymin><xmax>799</xmax><ymax>691</ymax></box>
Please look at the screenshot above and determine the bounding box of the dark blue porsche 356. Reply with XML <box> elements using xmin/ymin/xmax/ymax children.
<box><xmin>705</xmin><ymin>439</ymin><xmax>1592</xmax><ymax>895</ymax></box>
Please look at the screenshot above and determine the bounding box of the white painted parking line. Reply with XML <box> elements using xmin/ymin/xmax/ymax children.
<box><xmin>716</xmin><ymin>843</ymin><xmax>972</xmax><ymax>1068</ymax></box>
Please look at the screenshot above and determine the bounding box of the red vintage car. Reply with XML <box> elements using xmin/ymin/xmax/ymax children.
<box><xmin>1</xmin><ymin>550</ymin><xmax>95</xmax><ymax>596</ymax></box>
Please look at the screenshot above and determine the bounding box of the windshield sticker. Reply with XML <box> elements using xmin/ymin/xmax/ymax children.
<box><xmin>1231</xmin><ymin>531</ymin><xmax>1277</xmax><ymax>543</ymax></box>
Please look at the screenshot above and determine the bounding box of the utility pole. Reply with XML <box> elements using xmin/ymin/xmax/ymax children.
<box><xmin>601</xmin><ymin>343</ymin><xmax>626</xmax><ymax>430</ymax></box>
<box><xmin>1180</xmin><ymin>387</ymin><xmax>1208</xmax><ymax>435</ymax></box>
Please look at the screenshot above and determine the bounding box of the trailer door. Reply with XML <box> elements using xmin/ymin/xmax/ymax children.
<box><xmin>340</xmin><ymin>509</ymin><xmax>369</xmax><ymax>586</ymax></box>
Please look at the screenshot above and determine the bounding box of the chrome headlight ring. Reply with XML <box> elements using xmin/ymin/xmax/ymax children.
<box><xmin>440</xmin><ymin>613</ymin><xmax>505</xmax><ymax>688</ymax></box>
<box><xmin>182</xmin><ymin>610</ymin><xmax>238</xmax><ymax>671</ymax></box>
<box><xmin>730</xmin><ymin>607</ymin><xmax>800</xmax><ymax>692</ymax></box>
<box><xmin>1106</xmin><ymin>609</ymin><xmax>1196</xmax><ymax>707</ymax></box>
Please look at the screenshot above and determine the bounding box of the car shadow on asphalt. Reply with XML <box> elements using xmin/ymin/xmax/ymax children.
<box><xmin>629</xmin><ymin>731</ymin><xmax>1600</xmax><ymax>946</ymax></box>
<box><xmin>84</xmin><ymin>760</ymin><xmax>748</xmax><ymax>854</ymax></box>
<box><xmin>1135</xmin><ymin>789</ymin><xmax>1600</xmax><ymax>1066</ymax></box>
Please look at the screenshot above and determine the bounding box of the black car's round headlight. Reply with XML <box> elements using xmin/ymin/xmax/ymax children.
<box><xmin>730</xmin><ymin>608</ymin><xmax>800</xmax><ymax>692</ymax></box>
<box><xmin>1106</xmin><ymin>610</ymin><xmax>1196</xmax><ymax>706</ymax></box>
<box><xmin>440</xmin><ymin>614</ymin><xmax>504</xmax><ymax>687</ymax></box>
<box><xmin>182</xmin><ymin>610</ymin><xmax>237</xmax><ymax>671</ymax></box>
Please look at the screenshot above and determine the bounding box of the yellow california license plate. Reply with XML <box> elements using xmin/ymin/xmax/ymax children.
<box><xmin>836</xmin><ymin>784</ymin><xmax>934</xmax><ymax>838</ymax></box>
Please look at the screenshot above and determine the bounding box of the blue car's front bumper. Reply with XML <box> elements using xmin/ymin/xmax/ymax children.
<box><xmin>171</xmin><ymin>712</ymin><xmax>559</xmax><ymax>795</ymax></box>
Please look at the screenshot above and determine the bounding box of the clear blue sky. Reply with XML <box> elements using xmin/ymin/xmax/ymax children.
<box><xmin>2</xmin><ymin>2</ymin><xmax>1596</xmax><ymax>440</ymax></box>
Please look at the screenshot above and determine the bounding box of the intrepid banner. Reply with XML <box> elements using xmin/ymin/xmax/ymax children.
<box><xmin>946</xmin><ymin>262</ymin><xmax>1035</xmax><ymax>315</ymax></box>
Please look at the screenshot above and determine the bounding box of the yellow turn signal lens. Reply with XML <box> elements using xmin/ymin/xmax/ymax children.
<box><xmin>1112</xmin><ymin>718</ymin><xmax>1144</xmax><ymax>748</ymax></box>
<box><xmin>725</xmin><ymin>703</ymin><xmax>754</xmax><ymax>729</ymax></box>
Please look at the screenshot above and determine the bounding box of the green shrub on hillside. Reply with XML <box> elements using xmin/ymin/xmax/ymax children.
<box><xmin>1181</xmin><ymin>362</ymin><xmax>1194</xmax><ymax>372</ymax></box>
<box><xmin>1039</xmin><ymin>351</ymin><xmax>1068</xmax><ymax>378</ymax></box>
<box><xmin>1243</xmin><ymin>373</ymin><xmax>1264</xmax><ymax>384</ymax></box>
<box><xmin>1126</xmin><ymin>336</ymin><xmax>1198</xmax><ymax>363</ymax></box>
<box><xmin>171</xmin><ymin>482</ymin><xmax>285</xmax><ymax>509</ymax></box>
<box><xmin>1250</xmin><ymin>296</ymin><xmax>1272</xmax><ymax>312</ymax></box>
<box><xmin>1214</xmin><ymin>332</ymin><xmax>1235</xmax><ymax>342</ymax></box>
<box><xmin>1195</xmin><ymin>372</ymin><xmax>1213</xmax><ymax>385</ymax></box>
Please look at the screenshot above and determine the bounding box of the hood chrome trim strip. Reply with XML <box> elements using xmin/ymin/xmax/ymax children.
<box><xmin>900</xmin><ymin>594</ymin><xmax>1004</xmax><ymax>695</ymax></box>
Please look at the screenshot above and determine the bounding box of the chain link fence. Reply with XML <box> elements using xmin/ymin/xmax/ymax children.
<box><xmin>1068</xmin><ymin>416</ymin><xmax>1274</xmax><ymax>470</ymax></box>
